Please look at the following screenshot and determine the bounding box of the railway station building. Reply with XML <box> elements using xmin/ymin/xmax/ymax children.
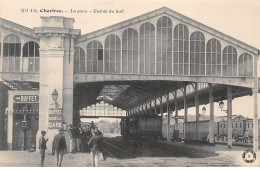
<box><xmin>0</xmin><ymin>7</ymin><xmax>259</xmax><ymax>152</ymax></box>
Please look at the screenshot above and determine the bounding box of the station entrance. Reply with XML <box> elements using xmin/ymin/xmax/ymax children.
<box><xmin>73</xmin><ymin>80</ymin><xmax>256</xmax><ymax>147</ymax></box>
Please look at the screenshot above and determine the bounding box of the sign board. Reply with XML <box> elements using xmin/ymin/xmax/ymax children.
<box><xmin>48</xmin><ymin>108</ymin><xmax>62</xmax><ymax>129</ymax></box>
<box><xmin>20</xmin><ymin>120</ymin><xmax>29</xmax><ymax>131</ymax></box>
<box><xmin>14</xmin><ymin>95</ymin><xmax>39</xmax><ymax>103</ymax></box>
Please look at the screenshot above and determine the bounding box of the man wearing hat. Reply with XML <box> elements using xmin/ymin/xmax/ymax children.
<box><xmin>39</xmin><ymin>130</ymin><xmax>48</xmax><ymax>167</ymax></box>
<box><xmin>52</xmin><ymin>128</ymin><xmax>67</xmax><ymax>167</ymax></box>
<box><xmin>88</xmin><ymin>129</ymin><xmax>103</xmax><ymax>167</ymax></box>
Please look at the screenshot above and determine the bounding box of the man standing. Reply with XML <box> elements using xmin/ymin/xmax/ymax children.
<box><xmin>95</xmin><ymin>127</ymin><xmax>103</xmax><ymax>136</ymax></box>
<box><xmin>52</xmin><ymin>128</ymin><xmax>67</xmax><ymax>167</ymax></box>
<box><xmin>244</xmin><ymin>130</ymin><xmax>249</xmax><ymax>143</ymax></box>
<box><xmin>39</xmin><ymin>131</ymin><xmax>48</xmax><ymax>167</ymax></box>
<box><xmin>233</xmin><ymin>129</ymin><xmax>238</xmax><ymax>143</ymax></box>
<box><xmin>68</xmin><ymin>124</ymin><xmax>76</xmax><ymax>153</ymax></box>
<box><xmin>75</xmin><ymin>125</ymin><xmax>80</xmax><ymax>152</ymax></box>
<box><xmin>88</xmin><ymin>129</ymin><xmax>103</xmax><ymax>167</ymax></box>
<box><xmin>80</xmin><ymin>126</ymin><xmax>87</xmax><ymax>152</ymax></box>
<box><xmin>95</xmin><ymin>127</ymin><xmax>107</xmax><ymax>160</ymax></box>
<box><xmin>86</xmin><ymin>126</ymin><xmax>91</xmax><ymax>152</ymax></box>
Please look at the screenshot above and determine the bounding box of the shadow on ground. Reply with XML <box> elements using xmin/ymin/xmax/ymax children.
<box><xmin>103</xmin><ymin>138</ymin><xmax>219</xmax><ymax>160</ymax></box>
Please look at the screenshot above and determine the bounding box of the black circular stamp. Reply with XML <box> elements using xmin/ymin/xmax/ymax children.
<box><xmin>242</xmin><ymin>149</ymin><xmax>256</xmax><ymax>163</ymax></box>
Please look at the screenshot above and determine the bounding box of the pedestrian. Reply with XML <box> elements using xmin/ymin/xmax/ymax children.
<box><xmin>39</xmin><ymin>130</ymin><xmax>48</xmax><ymax>167</ymax></box>
<box><xmin>244</xmin><ymin>130</ymin><xmax>249</xmax><ymax>143</ymax></box>
<box><xmin>75</xmin><ymin>125</ymin><xmax>80</xmax><ymax>152</ymax></box>
<box><xmin>88</xmin><ymin>129</ymin><xmax>103</xmax><ymax>167</ymax></box>
<box><xmin>81</xmin><ymin>126</ymin><xmax>87</xmax><ymax>152</ymax></box>
<box><xmin>95</xmin><ymin>127</ymin><xmax>107</xmax><ymax>160</ymax></box>
<box><xmin>52</xmin><ymin>128</ymin><xmax>67</xmax><ymax>167</ymax></box>
<box><xmin>95</xmin><ymin>127</ymin><xmax>103</xmax><ymax>136</ymax></box>
<box><xmin>68</xmin><ymin>124</ymin><xmax>76</xmax><ymax>153</ymax></box>
<box><xmin>86</xmin><ymin>126</ymin><xmax>91</xmax><ymax>152</ymax></box>
<box><xmin>78</xmin><ymin>127</ymin><xmax>85</xmax><ymax>152</ymax></box>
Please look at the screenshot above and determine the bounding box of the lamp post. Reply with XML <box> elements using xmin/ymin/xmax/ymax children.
<box><xmin>52</xmin><ymin>89</ymin><xmax>59</xmax><ymax>108</ymax></box>
<box><xmin>219</xmin><ymin>101</ymin><xmax>227</xmax><ymax>113</ymax></box>
<box><xmin>202</xmin><ymin>106</ymin><xmax>206</xmax><ymax>114</ymax></box>
<box><xmin>62</xmin><ymin>122</ymin><xmax>67</xmax><ymax>131</ymax></box>
<box><xmin>218</xmin><ymin>101</ymin><xmax>232</xmax><ymax>148</ymax></box>
<box><xmin>198</xmin><ymin>106</ymin><xmax>206</xmax><ymax>121</ymax></box>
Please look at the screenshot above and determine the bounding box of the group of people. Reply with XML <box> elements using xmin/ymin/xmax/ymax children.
<box><xmin>68</xmin><ymin>124</ymin><xmax>100</xmax><ymax>153</ymax></box>
<box><xmin>215</xmin><ymin>130</ymin><xmax>250</xmax><ymax>143</ymax></box>
<box><xmin>232</xmin><ymin>129</ymin><xmax>249</xmax><ymax>143</ymax></box>
<box><xmin>38</xmin><ymin>125</ymin><xmax>105</xmax><ymax>167</ymax></box>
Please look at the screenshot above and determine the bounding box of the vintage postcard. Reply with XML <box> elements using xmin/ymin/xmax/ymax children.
<box><xmin>0</xmin><ymin>0</ymin><xmax>259</xmax><ymax>167</ymax></box>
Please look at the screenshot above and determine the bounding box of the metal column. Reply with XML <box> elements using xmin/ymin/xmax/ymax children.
<box><xmin>195</xmin><ymin>83</ymin><xmax>199</xmax><ymax>140</ymax></box>
<box><xmin>184</xmin><ymin>87</ymin><xmax>187</xmax><ymax>123</ymax></box>
<box><xmin>160</xmin><ymin>96</ymin><xmax>163</xmax><ymax>139</ymax></box>
<box><xmin>174</xmin><ymin>90</ymin><xmax>178</xmax><ymax>131</ymax></box>
<box><xmin>209</xmin><ymin>83</ymin><xmax>214</xmax><ymax>144</ymax></box>
<box><xmin>166</xmin><ymin>94</ymin><xmax>170</xmax><ymax>141</ymax></box>
<box><xmin>227</xmin><ymin>86</ymin><xmax>232</xmax><ymax>148</ymax></box>
<box><xmin>253</xmin><ymin>54</ymin><xmax>258</xmax><ymax>151</ymax></box>
<box><xmin>184</xmin><ymin>86</ymin><xmax>188</xmax><ymax>139</ymax></box>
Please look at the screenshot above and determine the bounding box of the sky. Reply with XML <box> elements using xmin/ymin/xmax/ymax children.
<box><xmin>0</xmin><ymin>0</ymin><xmax>259</xmax><ymax>119</ymax></box>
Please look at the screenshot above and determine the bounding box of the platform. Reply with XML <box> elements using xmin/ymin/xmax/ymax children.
<box><xmin>0</xmin><ymin>139</ymin><xmax>259</xmax><ymax>167</ymax></box>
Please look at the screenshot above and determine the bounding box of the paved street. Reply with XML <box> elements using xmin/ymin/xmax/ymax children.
<box><xmin>0</xmin><ymin>144</ymin><xmax>259</xmax><ymax>167</ymax></box>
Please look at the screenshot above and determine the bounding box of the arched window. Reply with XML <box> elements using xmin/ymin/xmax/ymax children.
<box><xmin>239</xmin><ymin>53</ymin><xmax>253</xmax><ymax>76</ymax></box>
<box><xmin>157</xmin><ymin>16</ymin><xmax>172</xmax><ymax>75</ymax></box>
<box><xmin>222</xmin><ymin>46</ymin><xmax>237</xmax><ymax>76</ymax></box>
<box><xmin>105</xmin><ymin>34</ymin><xmax>121</xmax><ymax>73</ymax></box>
<box><xmin>87</xmin><ymin>41</ymin><xmax>103</xmax><ymax>73</ymax></box>
<box><xmin>190</xmin><ymin>31</ymin><xmax>205</xmax><ymax>75</ymax></box>
<box><xmin>122</xmin><ymin>28</ymin><xmax>138</xmax><ymax>74</ymax></box>
<box><xmin>140</xmin><ymin>22</ymin><xmax>155</xmax><ymax>75</ymax></box>
<box><xmin>22</xmin><ymin>41</ymin><xmax>40</xmax><ymax>72</ymax></box>
<box><xmin>3</xmin><ymin>34</ymin><xmax>21</xmax><ymax>72</ymax></box>
<box><xmin>74</xmin><ymin>47</ymin><xmax>85</xmax><ymax>73</ymax></box>
<box><xmin>206</xmin><ymin>38</ymin><xmax>221</xmax><ymax>75</ymax></box>
<box><xmin>173</xmin><ymin>24</ymin><xmax>189</xmax><ymax>75</ymax></box>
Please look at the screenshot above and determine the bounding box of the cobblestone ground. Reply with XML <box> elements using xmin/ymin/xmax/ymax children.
<box><xmin>0</xmin><ymin>150</ymin><xmax>259</xmax><ymax>167</ymax></box>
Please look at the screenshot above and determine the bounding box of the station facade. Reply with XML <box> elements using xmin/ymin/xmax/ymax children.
<box><xmin>0</xmin><ymin>7</ymin><xmax>259</xmax><ymax>151</ymax></box>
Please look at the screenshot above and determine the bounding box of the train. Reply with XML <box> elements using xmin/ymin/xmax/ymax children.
<box><xmin>185</xmin><ymin>118</ymin><xmax>260</xmax><ymax>141</ymax></box>
<box><xmin>120</xmin><ymin>116</ymin><xmax>162</xmax><ymax>141</ymax></box>
<box><xmin>121</xmin><ymin>116</ymin><xmax>260</xmax><ymax>142</ymax></box>
<box><xmin>214</xmin><ymin>119</ymin><xmax>259</xmax><ymax>138</ymax></box>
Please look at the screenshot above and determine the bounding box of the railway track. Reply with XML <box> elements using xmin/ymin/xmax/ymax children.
<box><xmin>102</xmin><ymin>137</ymin><xmax>155</xmax><ymax>167</ymax></box>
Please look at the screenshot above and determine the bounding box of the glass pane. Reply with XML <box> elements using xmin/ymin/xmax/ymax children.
<box><xmin>9</xmin><ymin>43</ymin><xmax>15</xmax><ymax>57</ymax></box>
<box><xmin>35</xmin><ymin>58</ymin><xmax>40</xmax><ymax>72</ymax></box>
<box><xmin>105</xmin><ymin>62</ymin><xmax>109</xmax><ymax>72</ymax></box>
<box><xmin>128</xmin><ymin>62</ymin><xmax>133</xmax><ymax>73</ymax></box>
<box><xmin>23</xmin><ymin>57</ymin><xmax>28</xmax><ymax>72</ymax></box>
<box><xmin>3</xmin><ymin>44</ymin><xmax>8</xmax><ymax>57</ymax></box>
<box><xmin>80</xmin><ymin>61</ymin><xmax>86</xmax><ymax>72</ymax></box>
<box><xmin>9</xmin><ymin>57</ymin><xmax>15</xmax><ymax>72</ymax></box>
<box><xmin>2</xmin><ymin>58</ymin><xmax>8</xmax><ymax>72</ymax></box>
<box><xmin>29</xmin><ymin>42</ymin><xmax>35</xmax><ymax>57</ymax></box>
<box><xmin>110</xmin><ymin>62</ymin><xmax>115</xmax><ymax>73</ymax></box>
<box><xmin>23</xmin><ymin>44</ymin><xmax>28</xmax><ymax>57</ymax></box>
<box><xmin>93</xmin><ymin>61</ymin><xmax>97</xmax><ymax>72</ymax></box>
<box><xmin>15</xmin><ymin>43</ymin><xmax>21</xmax><ymax>57</ymax></box>
<box><xmin>123</xmin><ymin>62</ymin><xmax>127</xmax><ymax>73</ymax></box>
<box><xmin>87</xmin><ymin>61</ymin><xmax>92</xmax><ymax>72</ymax></box>
<box><xmin>15</xmin><ymin>58</ymin><xmax>20</xmax><ymax>72</ymax></box>
<box><xmin>28</xmin><ymin>58</ymin><xmax>34</xmax><ymax>72</ymax></box>
<box><xmin>98</xmin><ymin>61</ymin><xmax>103</xmax><ymax>72</ymax></box>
